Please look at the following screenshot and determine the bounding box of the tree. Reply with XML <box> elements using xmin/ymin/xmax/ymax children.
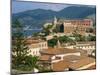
<box><xmin>86</xmin><ymin>28</ymin><xmax>94</xmax><ymax>33</ymax></box>
<box><xmin>32</xmin><ymin>32</ymin><xmax>39</xmax><ymax>37</ymax></box>
<box><xmin>12</xmin><ymin>20</ymin><xmax>29</xmax><ymax>69</ymax></box>
<box><xmin>24</xmin><ymin>55</ymin><xmax>39</xmax><ymax>71</ymax></box>
<box><xmin>48</xmin><ymin>38</ymin><xmax>57</xmax><ymax>47</ymax></box>
<box><xmin>42</xmin><ymin>24</ymin><xmax>53</xmax><ymax>36</ymax></box>
<box><xmin>72</xmin><ymin>32</ymin><xmax>86</xmax><ymax>42</ymax></box>
<box><xmin>87</xmin><ymin>35</ymin><xmax>96</xmax><ymax>41</ymax></box>
<box><xmin>58</xmin><ymin>36</ymin><xmax>74</xmax><ymax>43</ymax></box>
<box><xmin>12</xmin><ymin>20</ymin><xmax>40</xmax><ymax>73</ymax></box>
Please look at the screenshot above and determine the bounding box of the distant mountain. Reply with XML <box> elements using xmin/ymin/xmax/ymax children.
<box><xmin>12</xmin><ymin>6</ymin><xmax>96</xmax><ymax>29</ymax></box>
<box><xmin>57</xmin><ymin>6</ymin><xmax>96</xmax><ymax>18</ymax></box>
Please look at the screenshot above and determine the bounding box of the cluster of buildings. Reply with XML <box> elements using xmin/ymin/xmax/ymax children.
<box><xmin>39</xmin><ymin>47</ymin><xmax>95</xmax><ymax>71</ymax></box>
<box><xmin>26</xmin><ymin>38</ymin><xmax>96</xmax><ymax>72</ymax></box>
<box><xmin>44</xmin><ymin>16</ymin><xmax>95</xmax><ymax>35</ymax></box>
<box><xmin>65</xmin><ymin>41</ymin><xmax>96</xmax><ymax>56</ymax></box>
<box><xmin>26</xmin><ymin>17</ymin><xmax>96</xmax><ymax>72</ymax></box>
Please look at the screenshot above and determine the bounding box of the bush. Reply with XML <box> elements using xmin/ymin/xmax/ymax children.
<box><xmin>48</xmin><ymin>38</ymin><xmax>57</xmax><ymax>47</ymax></box>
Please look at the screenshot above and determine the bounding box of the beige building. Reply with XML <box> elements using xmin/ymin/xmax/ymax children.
<box><xmin>62</xmin><ymin>19</ymin><xmax>93</xmax><ymax>34</ymax></box>
<box><xmin>39</xmin><ymin>47</ymin><xmax>90</xmax><ymax>71</ymax></box>
<box><xmin>69</xmin><ymin>57</ymin><xmax>96</xmax><ymax>70</ymax></box>
<box><xmin>39</xmin><ymin>47</ymin><xmax>95</xmax><ymax>71</ymax></box>
<box><xmin>45</xmin><ymin>17</ymin><xmax>93</xmax><ymax>35</ymax></box>
<box><xmin>26</xmin><ymin>38</ymin><xmax>48</xmax><ymax>56</ymax></box>
<box><xmin>52</xmin><ymin>56</ymin><xmax>95</xmax><ymax>71</ymax></box>
<box><xmin>65</xmin><ymin>41</ymin><xmax>96</xmax><ymax>55</ymax></box>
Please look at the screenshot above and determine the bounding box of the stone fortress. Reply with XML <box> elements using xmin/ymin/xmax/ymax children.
<box><xmin>44</xmin><ymin>16</ymin><xmax>94</xmax><ymax>35</ymax></box>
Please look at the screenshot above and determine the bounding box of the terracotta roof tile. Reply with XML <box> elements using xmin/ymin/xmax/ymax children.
<box><xmin>39</xmin><ymin>55</ymin><xmax>52</xmax><ymax>61</ymax></box>
<box><xmin>69</xmin><ymin>57</ymin><xmax>96</xmax><ymax>70</ymax></box>
<box><xmin>41</xmin><ymin>48</ymin><xmax>85</xmax><ymax>55</ymax></box>
<box><xmin>63</xmin><ymin>55</ymin><xmax>84</xmax><ymax>62</ymax></box>
<box><xmin>52</xmin><ymin>60</ymin><xmax>70</xmax><ymax>71</ymax></box>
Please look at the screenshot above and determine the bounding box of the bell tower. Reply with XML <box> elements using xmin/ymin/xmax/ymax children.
<box><xmin>52</xmin><ymin>16</ymin><xmax>57</xmax><ymax>30</ymax></box>
<box><xmin>54</xmin><ymin>16</ymin><xmax>57</xmax><ymax>25</ymax></box>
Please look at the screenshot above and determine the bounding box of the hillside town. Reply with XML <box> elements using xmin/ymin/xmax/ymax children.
<box><xmin>11</xmin><ymin>0</ymin><xmax>96</xmax><ymax>74</ymax></box>
<box><xmin>12</xmin><ymin>16</ymin><xmax>96</xmax><ymax>74</ymax></box>
<box><xmin>25</xmin><ymin>17</ymin><xmax>96</xmax><ymax>72</ymax></box>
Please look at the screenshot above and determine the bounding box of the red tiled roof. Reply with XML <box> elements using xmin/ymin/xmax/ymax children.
<box><xmin>52</xmin><ymin>60</ymin><xmax>70</xmax><ymax>71</ymax></box>
<box><xmin>39</xmin><ymin>55</ymin><xmax>52</xmax><ymax>61</ymax></box>
<box><xmin>41</xmin><ymin>48</ymin><xmax>85</xmax><ymax>55</ymax></box>
<box><xmin>69</xmin><ymin>57</ymin><xmax>96</xmax><ymax>70</ymax></box>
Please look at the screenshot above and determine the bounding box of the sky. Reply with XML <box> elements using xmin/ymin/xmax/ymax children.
<box><xmin>12</xmin><ymin>1</ymin><xmax>72</xmax><ymax>13</ymax></box>
<box><xmin>12</xmin><ymin>0</ymin><xmax>95</xmax><ymax>14</ymax></box>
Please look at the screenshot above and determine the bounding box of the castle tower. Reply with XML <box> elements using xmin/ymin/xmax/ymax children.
<box><xmin>50</xmin><ymin>16</ymin><xmax>58</xmax><ymax>33</ymax></box>
<box><xmin>54</xmin><ymin>16</ymin><xmax>57</xmax><ymax>25</ymax></box>
<box><xmin>52</xmin><ymin>16</ymin><xmax>57</xmax><ymax>29</ymax></box>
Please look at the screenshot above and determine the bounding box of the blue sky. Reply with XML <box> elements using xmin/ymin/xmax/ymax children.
<box><xmin>12</xmin><ymin>1</ymin><xmax>72</xmax><ymax>13</ymax></box>
<box><xmin>12</xmin><ymin>1</ymin><xmax>95</xmax><ymax>14</ymax></box>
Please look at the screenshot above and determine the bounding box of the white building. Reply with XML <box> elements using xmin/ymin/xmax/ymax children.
<box><xmin>65</xmin><ymin>41</ymin><xmax>96</xmax><ymax>55</ymax></box>
<box><xmin>27</xmin><ymin>38</ymin><xmax>48</xmax><ymax>56</ymax></box>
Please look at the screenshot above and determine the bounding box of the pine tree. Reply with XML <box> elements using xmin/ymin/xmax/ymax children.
<box><xmin>12</xmin><ymin>20</ymin><xmax>29</xmax><ymax>69</ymax></box>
